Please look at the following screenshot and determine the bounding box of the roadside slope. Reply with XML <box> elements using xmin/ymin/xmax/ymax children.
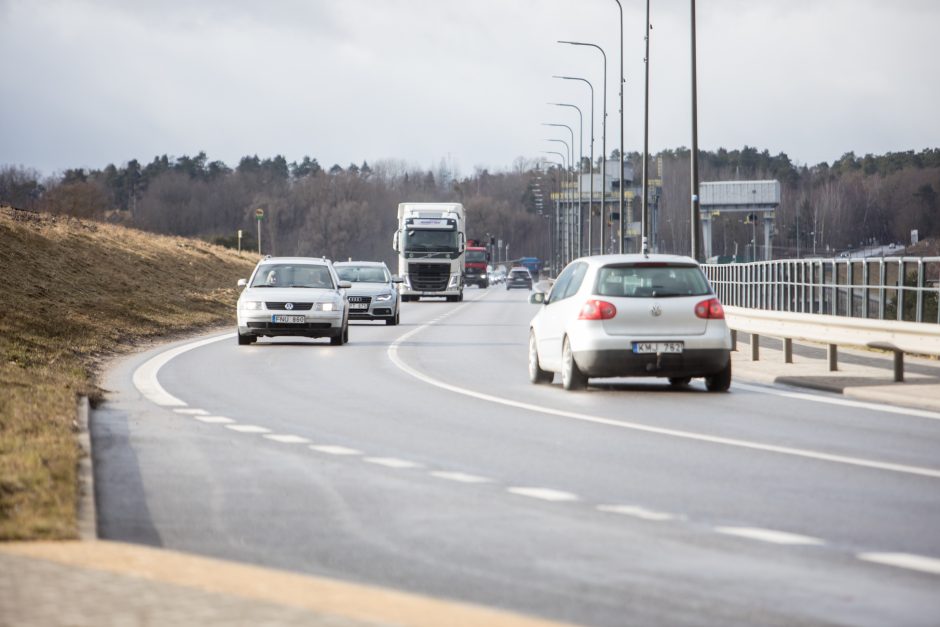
<box><xmin>0</xmin><ymin>206</ymin><xmax>256</xmax><ymax>539</ymax></box>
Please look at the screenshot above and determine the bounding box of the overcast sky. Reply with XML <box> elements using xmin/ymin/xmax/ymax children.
<box><xmin>2</xmin><ymin>0</ymin><xmax>938</xmax><ymax>177</ymax></box>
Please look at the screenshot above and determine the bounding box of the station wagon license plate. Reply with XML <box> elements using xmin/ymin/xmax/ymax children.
<box><xmin>272</xmin><ymin>314</ymin><xmax>305</xmax><ymax>323</ymax></box>
<box><xmin>633</xmin><ymin>341</ymin><xmax>684</xmax><ymax>354</ymax></box>
<box><xmin>349</xmin><ymin>303</ymin><xmax>369</xmax><ymax>310</ymax></box>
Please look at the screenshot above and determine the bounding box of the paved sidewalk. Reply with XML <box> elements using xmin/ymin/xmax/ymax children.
<box><xmin>730</xmin><ymin>333</ymin><xmax>940</xmax><ymax>413</ymax></box>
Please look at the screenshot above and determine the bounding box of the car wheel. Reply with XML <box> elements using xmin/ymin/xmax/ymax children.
<box><xmin>386</xmin><ymin>310</ymin><xmax>399</xmax><ymax>326</ymax></box>
<box><xmin>561</xmin><ymin>336</ymin><xmax>588</xmax><ymax>391</ymax></box>
<box><xmin>669</xmin><ymin>377</ymin><xmax>692</xmax><ymax>387</ymax></box>
<box><xmin>705</xmin><ymin>359</ymin><xmax>732</xmax><ymax>392</ymax></box>
<box><xmin>528</xmin><ymin>331</ymin><xmax>554</xmax><ymax>384</ymax></box>
<box><xmin>237</xmin><ymin>330</ymin><xmax>253</xmax><ymax>345</ymax></box>
<box><xmin>330</xmin><ymin>322</ymin><xmax>348</xmax><ymax>346</ymax></box>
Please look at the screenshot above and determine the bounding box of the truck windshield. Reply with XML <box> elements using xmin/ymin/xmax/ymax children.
<box><xmin>465</xmin><ymin>250</ymin><xmax>486</xmax><ymax>263</ymax></box>
<box><xmin>402</xmin><ymin>229</ymin><xmax>458</xmax><ymax>252</ymax></box>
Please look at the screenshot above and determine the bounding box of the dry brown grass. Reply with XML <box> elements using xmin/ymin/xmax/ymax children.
<box><xmin>0</xmin><ymin>206</ymin><xmax>257</xmax><ymax>540</ymax></box>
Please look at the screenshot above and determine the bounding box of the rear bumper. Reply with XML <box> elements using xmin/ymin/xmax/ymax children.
<box><xmin>573</xmin><ymin>347</ymin><xmax>730</xmax><ymax>378</ymax></box>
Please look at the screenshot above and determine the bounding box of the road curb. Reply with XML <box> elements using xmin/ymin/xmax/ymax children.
<box><xmin>75</xmin><ymin>395</ymin><xmax>97</xmax><ymax>540</ymax></box>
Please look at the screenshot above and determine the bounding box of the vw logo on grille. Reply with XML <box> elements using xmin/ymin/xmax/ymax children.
<box><xmin>650</xmin><ymin>304</ymin><xmax>662</xmax><ymax>317</ymax></box>
<box><xmin>285</xmin><ymin>302</ymin><xmax>294</xmax><ymax>310</ymax></box>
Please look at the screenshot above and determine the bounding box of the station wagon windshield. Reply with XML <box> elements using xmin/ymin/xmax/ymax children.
<box><xmin>250</xmin><ymin>264</ymin><xmax>335</xmax><ymax>289</ymax></box>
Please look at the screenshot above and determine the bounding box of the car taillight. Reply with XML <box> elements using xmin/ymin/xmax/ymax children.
<box><xmin>579</xmin><ymin>299</ymin><xmax>617</xmax><ymax>320</ymax></box>
<box><xmin>694</xmin><ymin>297</ymin><xmax>725</xmax><ymax>319</ymax></box>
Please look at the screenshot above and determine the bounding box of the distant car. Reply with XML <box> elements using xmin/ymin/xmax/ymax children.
<box><xmin>527</xmin><ymin>254</ymin><xmax>732</xmax><ymax>391</ymax></box>
<box><xmin>333</xmin><ymin>261</ymin><xmax>402</xmax><ymax>325</ymax></box>
<box><xmin>506</xmin><ymin>267</ymin><xmax>534</xmax><ymax>290</ymax></box>
<box><xmin>236</xmin><ymin>256</ymin><xmax>350</xmax><ymax>345</ymax></box>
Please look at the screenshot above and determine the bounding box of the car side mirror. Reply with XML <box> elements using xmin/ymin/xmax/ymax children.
<box><xmin>391</xmin><ymin>276</ymin><xmax>403</xmax><ymax>284</ymax></box>
<box><xmin>237</xmin><ymin>278</ymin><xmax>248</xmax><ymax>288</ymax></box>
<box><xmin>338</xmin><ymin>281</ymin><xmax>352</xmax><ymax>289</ymax></box>
<box><xmin>529</xmin><ymin>292</ymin><xmax>546</xmax><ymax>305</ymax></box>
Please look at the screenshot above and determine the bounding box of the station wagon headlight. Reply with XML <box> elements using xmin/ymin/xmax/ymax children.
<box><xmin>315</xmin><ymin>302</ymin><xmax>335</xmax><ymax>312</ymax></box>
<box><xmin>375</xmin><ymin>293</ymin><xmax>393</xmax><ymax>302</ymax></box>
<box><xmin>240</xmin><ymin>300</ymin><xmax>263</xmax><ymax>310</ymax></box>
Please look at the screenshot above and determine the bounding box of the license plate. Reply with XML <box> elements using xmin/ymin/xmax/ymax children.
<box><xmin>349</xmin><ymin>303</ymin><xmax>369</xmax><ymax>310</ymax></box>
<box><xmin>633</xmin><ymin>342</ymin><xmax>684</xmax><ymax>354</ymax></box>
<box><xmin>272</xmin><ymin>314</ymin><xmax>305</xmax><ymax>323</ymax></box>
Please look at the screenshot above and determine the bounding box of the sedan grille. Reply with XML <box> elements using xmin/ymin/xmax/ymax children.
<box><xmin>265</xmin><ymin>302</ymin><xmax>314</xmax><ymax>311</ymax></box>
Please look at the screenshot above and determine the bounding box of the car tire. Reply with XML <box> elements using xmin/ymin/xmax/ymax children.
<box><xmin>561</xmin><ymin>336</ymin><xmax>588</xmax><ymax>391</ymax></box>
<box><xmin>669</xmin><ymin>377</ymin><xmax>692</xmax><ymax>387</ymax></box>
<box><xmin>331</xmin><ymin>322</ymin><xmax>349</xmax><ymax>346</ymax></box>
<box><xmin>386</xmin><ymin>310</ymin><xmax>399</xmax><ymax>326</ymax></box>
<box><xmin>237</xmin><ymin>330</ymin><xmax>253</xmax><ymax>345</ymax></box>
<box><xmin>528</xmin><ymin>331</ymin><xmax>554</xmax><ymax>384</ymax></box>
<box><xmin>705</xmin><ymin>359</ymin><xmax>732</xmax><ymax>392</ymax></box>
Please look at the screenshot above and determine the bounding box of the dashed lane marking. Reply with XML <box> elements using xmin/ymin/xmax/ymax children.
<box><xmin>429</xmin><ymin>471</ymin><xmax>492</xmax><ymax>484</ymax></box>
<box><xmin>715</xmin><ymin>526</ymin><xmax>825</xmax><ymax>546</ymax></box>
<box><xmin>263</xmin><ymin>434</ymin><xmax>311</xmax><ymax>444</ymax></box>
<box><xmin>597</xmin><ymin>505</ymin><xmax>676</xmax><ymax>521</ymax></box>
<box><xmin>194</xmin><ymin>415</ymin><xmax>235</xmax><ymax>424</ymax></box>
<box><xmin>310</xmin><ymin>445</ymin><xmax>363</xmax><ymax>456</ymax></box>
<box><xmin>173</xmin><ymin>408</ymin><xmax>209</xmax><ymax>415</ymax></box>
<box><xmin>857</xmin><ymin>552</ymin><xmax>940</xmax><ymax>575</ymax></box>
<box><xmin>364</xmin><ymin>457</ymin><xmax>424</xmax><ymax>469</ymax></box>
<box><xmin>507</xmin><ymin>487</ymin><xmax>579</xmax><ymax>502</ymax></box>
<box><xmin>224</xmin><ymin>425</ymin><xmax>271</xmax><ymax>434</ymax></box>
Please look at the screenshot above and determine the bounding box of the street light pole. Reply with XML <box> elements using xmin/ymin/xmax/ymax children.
<box><xmin>543</xmin><ymin>151</ymin><xmax>569</xmax><ymax>265</ymax></box>
<box><xmin>690</xmin><ymin>0</ymin><xmax>701</xmax><ymax>261</ymax></box>
<box><xmin>613</xmin><ymin>0</ymin><xmax>625</xmax><ymax>253</ymax></box>
<box><xmin>552</xmin><ymin>76</ymin><xmax>595</xmax><ymax>254</ymax></box>
<box><xmin>544</xmin><ymin>142</ymin><xmax>571</xmax><ymax>264</ymax></box>
<box><xmin>641</xmin><ymin>0</ymin><xmax>651</xmax><ymax>254</ymax></box>
<box><xmin>544</xmin><ymin>124</ymin><xmax>576</xmax><ymax>258</ymax></box>
<box><xmin>549</xmin><ymin>103</ymin><xmax>584</xmax><ymax>257</ymax></box>
<box><xmin>556</xmin><ymin>40</ymin><xmax>607</xmax><ymax>252</ymax></box>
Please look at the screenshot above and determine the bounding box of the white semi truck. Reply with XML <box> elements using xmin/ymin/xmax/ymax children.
<box><xmin>393</xmin><ymin>202</ymin><xmax>466</xmax><ymax>302</ymax></box>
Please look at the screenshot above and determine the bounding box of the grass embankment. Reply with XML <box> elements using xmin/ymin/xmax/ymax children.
<box><xmin>0</xmin><ymin>206</ymin><xmax>257</xmax><ymax>540</ymax></box>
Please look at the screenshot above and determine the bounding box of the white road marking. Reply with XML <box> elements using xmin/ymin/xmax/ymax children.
<box><xmin>263</xmin><ymin>434</ymin><xmax>311</xmax><ymax>444</ymax></box>
<box><xmin>224</xmin><ymin>425</ymin><xmax>271</xmax><ymax>434</ymax></box>
<box><xmin>733</xmin><ymin>381</ymin><xmax>940</xmax><ymax>422</ymax></box>
<box><xmin>310</xmin><ymin>445</ymin><xmax>362</xmax><ymax>456</ymax></box>
<box><xmin>597</xmin><ymin>505</ymin><xmax>675</xmax><ymax>521</ymax></box>
<box><xmin>132</xmin><ymin>333</ymin><xmax>233</xmax><ymax>407</ymax></box>
<box><xmin>858</xmin><ymin>552</ymin><xmax>940</xmax><ymax>575</ymax></box>
<box><xmin>194</xmin><ymin>415</ymin><xmax>235</xmax><ymax>424</ymax></box>
<box><xmin>364</xmin><ymin>457</ymin><xmax>423</xmax><ymax>469</ymax></box>
<box><xmin>173</xmin><ymin>408</ymin><xmax>209</xmax><ymax>415</ymax></box>
<box><xmin>430</xmin><ymin>471</ymin><xmax>492</xmax><ymax>484</ymax></box>
<box><xmin>508</xmin><ymin>487</ymin><xmax>579</xmax><ymax>502</ymax></box>
<box><xmin>715</xmin><ymin>526</ymin><xmax>825</xmax><ymax>546</ymax></box>
<box><xmin>387</xmin><ymin>306</ymin><xmax>940</xmax><ymax>480</ymax></box>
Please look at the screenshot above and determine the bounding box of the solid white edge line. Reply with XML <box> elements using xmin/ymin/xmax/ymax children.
<box><xmin>715</xmin><ymin>526</ymin><xmax>825</xmax><ymax>546</ymax></box>
<box><xmin>132</xmin><ymin>332</ymin><xmax>234</xmax><ymax>407</ymax></box>
<box><xmin>386</xmin><ymin>301</ymin><xmax>940</xmax><ymax>480</ymax></box>
<box><xmin>733</xmin><ymin>381</ymin><xmax>940</xmax><ymax>422</ymax></box>
<box><xmin>857</xmin><ymin>552</ymin><xmax>940</xmax><ymax>575</ymax></box>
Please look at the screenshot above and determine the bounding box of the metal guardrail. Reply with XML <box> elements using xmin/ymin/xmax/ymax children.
<box><xmin>702</xmin><ymin>257</ymin><xmax>940</xmax><ymax>324</ymax></box>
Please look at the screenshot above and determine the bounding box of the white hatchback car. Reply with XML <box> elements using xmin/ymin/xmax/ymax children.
<box><xmin>528</xmin><ymin>254</ymin><xmax>732</xmax><ymax>391</ymax></box>
<box><xmin>236</xmin><ymin>257</ymin><xmax>351</xmax><ymax>345</ymax></box>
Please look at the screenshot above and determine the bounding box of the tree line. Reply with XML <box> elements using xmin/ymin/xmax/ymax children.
<box><xmin>1</xmin><ymin>147</ymin><xmax>937</xmax><ymax>266</ymax></box>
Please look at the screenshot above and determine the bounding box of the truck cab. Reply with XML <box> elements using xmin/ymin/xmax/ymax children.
<box><xmin>393</xmin><ymin>203</ymin><xmax>466</xmax><ymax>302</ymax></box>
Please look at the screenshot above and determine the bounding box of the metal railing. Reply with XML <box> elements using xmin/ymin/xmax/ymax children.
<box><xmin>702</xmin><ymin>257</ymin><xmax>940</xmax><ymax>324</ymax></box>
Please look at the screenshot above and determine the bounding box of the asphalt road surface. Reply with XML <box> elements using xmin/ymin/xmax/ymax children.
<box><xmin>92</xmin><ymin>287</ymin><xmax>940</xmax><ymax>626</ymax></box>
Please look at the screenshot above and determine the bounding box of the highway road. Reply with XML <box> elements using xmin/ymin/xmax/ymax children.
<box><xmin>92</xmin><ymin>288</ymin><xmax>940</xmax><ymax>626</ymax></box>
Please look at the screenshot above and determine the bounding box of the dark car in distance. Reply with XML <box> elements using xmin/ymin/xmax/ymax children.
<box><xmin>506</xmin><ymin>267</ymin><xmax>534</xmax><ymax>291</ymax></box>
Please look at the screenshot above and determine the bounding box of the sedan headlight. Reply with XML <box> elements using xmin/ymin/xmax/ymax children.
<box><xmin>375</xmin><ymin>293</ymin><xmax>393</xmax><ymax>302</ymax></box>
<box><xmin>240</xmin><ymin>300</ymin><xmax>263</xmax><ymax>310</ymax></box>
<box><xmin>315</xmin><ymin>302</ymin><xmax>335</xmax><ymax>312</ymax></box>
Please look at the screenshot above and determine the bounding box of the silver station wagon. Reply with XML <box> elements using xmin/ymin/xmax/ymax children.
<box><xmin>528</xmin><ymin>254</ymin><xmax>732</xmax><ymax>391</ymax></box>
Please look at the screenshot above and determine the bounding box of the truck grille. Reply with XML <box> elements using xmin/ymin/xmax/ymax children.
<box><xmin>408</xmin><ymin>263</ymin><xmax>450</xmax><ymax>291</ymax></box>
